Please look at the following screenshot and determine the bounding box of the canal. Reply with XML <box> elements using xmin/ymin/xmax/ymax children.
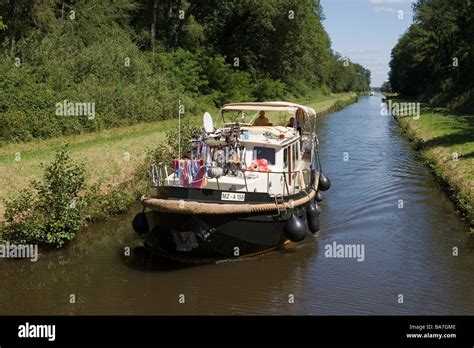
<box><xmin>1</xmin><ymin>93</ymin><xmax>473</xmax><ymax>315</ymax></box>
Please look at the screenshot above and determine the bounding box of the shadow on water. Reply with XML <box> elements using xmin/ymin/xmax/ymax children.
<box><xmin>122</xmin><ymin>247</ymin><xmax>195</xmax><ymax>272</ymax></box>
<box><xmin>122</xmin><ymin>238</ymin><xmax>318</xmax><ymax>273</ymax></box>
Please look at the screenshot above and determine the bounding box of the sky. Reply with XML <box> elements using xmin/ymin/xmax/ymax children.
<box><xmin>320</xmin><ymin>0</ymin><xmax>415</xmax><ymax>87</ymax></box>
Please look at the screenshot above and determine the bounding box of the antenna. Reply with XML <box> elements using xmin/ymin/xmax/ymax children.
<box><xmin>178</xmin><ymin>99</ymin><xmax>182</xmax><ymax>160</ymax></box>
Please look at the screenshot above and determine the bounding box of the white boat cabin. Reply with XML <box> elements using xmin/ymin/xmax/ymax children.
<box><xmin>152</xmin><ymin>102</ymin><xmax>318</xmax><ymax>197</ymax></box>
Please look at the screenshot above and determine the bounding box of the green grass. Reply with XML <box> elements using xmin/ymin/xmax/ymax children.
<box><xmin>397</xmin><ymin>106</ymin><xmax>474</xmax><ymax>226</ymax></box>
<box><xmin>299</xmin><ymin>93</ymin><xmax>357</xmax><ymax>115</ymax></box>
<box><xmin>0</xmin><ymin>94</ymin><xmax>356</xmax><ymax>220</ymax></box>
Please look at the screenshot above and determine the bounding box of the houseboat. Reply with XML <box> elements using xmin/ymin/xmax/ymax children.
<box><xmin>132</xmin><ymin>102</ymin><xmax>331</xmax><ymax>263</ymax></box>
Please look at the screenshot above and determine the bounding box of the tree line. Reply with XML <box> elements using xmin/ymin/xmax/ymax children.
<box><xmin>388</xmin><ymin>0</ymin><xmax>473</xmax><ymax>112</ymax></box>
<box><xmin>0</xmin><ymin>0</ymin><xmax>371</xmax><ymax>143</ymax></box>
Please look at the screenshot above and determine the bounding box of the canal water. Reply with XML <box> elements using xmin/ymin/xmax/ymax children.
<box><xmin>1</xmin><ymin>94</ymin><xmax>473</xmax><ymax>315</ymax></box>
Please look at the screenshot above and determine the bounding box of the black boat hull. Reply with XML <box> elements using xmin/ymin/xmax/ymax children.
<box><xmin>135</xmin><ymin>185</ymin><xmax>319</xmax><ymax>263</ymax></box>
<box><xmin>138</xmin><ymin>206</ymin><xmax>308</xmax><ymax>263</ymax></box>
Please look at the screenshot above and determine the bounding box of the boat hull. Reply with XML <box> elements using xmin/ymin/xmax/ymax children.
<box><xmin>139</xmin><ymin>206</ymin><xmax>307</xmax><ymax>263</ymax></box>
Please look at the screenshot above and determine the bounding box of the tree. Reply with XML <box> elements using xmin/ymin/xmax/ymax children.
<box><xmin>389</xmin><ymin>0</ymin><xmax>474</xmax><ymax>110</ymax></box>
<box><xmin>0</xmin><ymin>0</ymin><xmax>373</xmax><ymax>143</ymax></box>
<box><xmin>150</xmin><ymin>0</ymin><xmax>158</xmax><ymax>48</ymax></box>
<box><xmin>380</xmin><ymin>81</ymin><xmax>392</xmax><ymax>93</ymax></box>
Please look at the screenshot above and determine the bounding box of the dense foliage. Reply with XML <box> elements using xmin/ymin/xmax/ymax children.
<box><xmin>0</xmin><ymin>0</ymin><xmax>371</xmax><ymax>143</ymax></box>
<box><xmin>1</xmin><ymin>146</ymin><xmax>86</xmax><ymax>247</ymax></box>
<box><xmin>389</xmin><ymin>0</ymin><xmax>474</xmax><ymax>111</ymax></box>
<box><xmin>380</xmin><ymin>81</ymin><xmax>392</xmax><ymax>94</ymax></box>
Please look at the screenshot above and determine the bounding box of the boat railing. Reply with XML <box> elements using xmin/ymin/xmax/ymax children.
<box><xmin>238</xmin><ymin>168</ymin><xmax>312</xmax><ymax>196</ymax></box>
<box><xmin>149</xmin><ymin>162</ymin><xmax>313</xmax><ymax>196</ymax></box>
<box><xmin>148</xmin><ymin>162</ymin><xmax>173</xmax><ymax>187</ymax></box>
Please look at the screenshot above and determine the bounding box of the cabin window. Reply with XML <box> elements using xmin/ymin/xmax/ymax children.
<box><xmin>283</xmin><ymin>147</ymin><xmax>288</xmax><ymax>168</ymax></box>
<box><xmin>254</xmin><ymin>147</ymin><xmax>275</xmax><ymax>165</ymax></box>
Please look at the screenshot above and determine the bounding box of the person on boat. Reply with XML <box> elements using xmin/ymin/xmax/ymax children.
<box><xmin>295</xmin><ymin>108</ymin><xmax>306</xmax><ymax>135</ymax></box>
<box><xmin>287</xmin><ymin>117</ymin><xmax>295</xmax><ymax>127</ymax></box>
<box><xmin>253</xmin><ymin>110</ymin><xmax>270</xmax><ymax>126</ymax></box>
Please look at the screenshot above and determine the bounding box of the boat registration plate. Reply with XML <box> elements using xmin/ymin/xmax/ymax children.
<box><xmin>221</xmin><ymin>192</ymin><xmax>245</xmax><ymax>202</ymax></box>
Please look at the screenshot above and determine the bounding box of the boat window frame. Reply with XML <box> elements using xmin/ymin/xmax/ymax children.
<box><xmin>253</xmin><ymin>146</ymin><xmax>276</xmax><ymax>165</ymax></box>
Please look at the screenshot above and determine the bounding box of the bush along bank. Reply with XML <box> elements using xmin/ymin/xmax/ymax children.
<box><xmin>0</xmin><ymin>144</ymin><xmax>148</xmax><ymax>247</ymax></box>
<box><xmin>389</xmin><ymin>98</ymin><xmax>474</xmax><ymax>227</ymax></box>
<box><xmin>0</xmin><ymin>146</ymin><xmax>87</xmax><ymax>247</ymax></box>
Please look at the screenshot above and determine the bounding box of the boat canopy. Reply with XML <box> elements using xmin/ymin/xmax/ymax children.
<box><xmin>219</xmin><ymin>101</ymin><xmax>317</xmax><ymax>131</ymax></box>
<box><xmin>221</xmin><ymin>101</ymin><xmax>317</xmax><ymax>117</ymax></box>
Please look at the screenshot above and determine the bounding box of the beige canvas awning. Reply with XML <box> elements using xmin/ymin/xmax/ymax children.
<box><xmin>221</xmin><ymin>102</ymin><xmax>317</xmax><ymax>116</ymax></box>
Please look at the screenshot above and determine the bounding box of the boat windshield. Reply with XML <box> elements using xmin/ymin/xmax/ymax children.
<box><xmin>219</xmin><ymin>108</ymin><xmax>315</xmax><ymax>134</ymax></box>
<box><xmin>219</xmin><ymin>109</ymin><xmax>297</xmax><ymax>127</ymax></box>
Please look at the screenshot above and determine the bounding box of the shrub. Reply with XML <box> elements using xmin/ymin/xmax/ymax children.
<box><xmin>2</xmin><ymin>145</ymin><xmax>86</xmax><ymax>247</ymax></box>
<box><xmin>82</xmin><ymin>183</ymin><xmax>134</xmax><ymax>220</ymax></box>
<box><xmin>203</xmin><ymin>55</ymin><xmax>253</xmax><ymax>105</ymax></box>
<box><xmin>252</xmin><ymin>77</ymin><xmax>288</xmax><ymax>101</ymax></box>
<box><xmin>158</xmin><ymin>48</ymin><xmax>208</xmax><ymax>96</ymax></box>
<box><xmin>0</xmin><ymin>112</ymin><xmax>33</xmax><ymax>142</ymax></box>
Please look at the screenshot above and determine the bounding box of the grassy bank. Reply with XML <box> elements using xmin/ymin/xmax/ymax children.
<box><xmin>0</xmin><ymin>93</ymin><xmax>356</xmax><ymax>222</ymax></box>
<box><xmin>299</xmin><ymin>93</ymin><xmax>357</xmax><ymax>117</ymax></box>
<box><xmin>395</xmin><ymin>104</ymin><xmax>474</xmax><ymax>227</ymax></box>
